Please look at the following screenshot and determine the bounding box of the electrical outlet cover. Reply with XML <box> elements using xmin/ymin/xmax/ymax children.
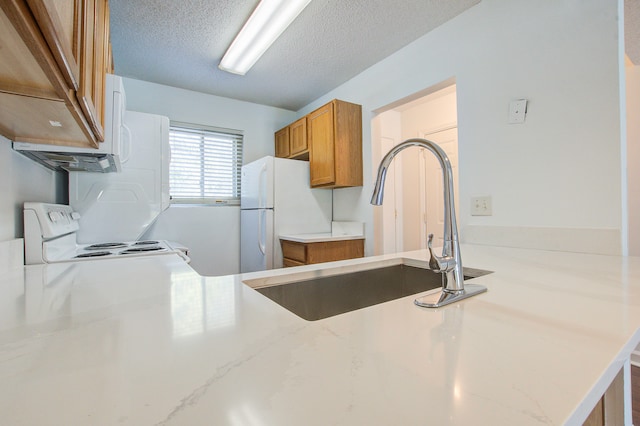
<box><xmin>471</xmin><ymin>196</ymin><xmax>492</xmax><ymax>216</ymax></box>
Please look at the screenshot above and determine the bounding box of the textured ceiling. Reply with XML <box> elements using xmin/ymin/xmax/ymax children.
<box><xmin>109</xmin><ymin>0</ymin><xmax>480</xmax><ymax>111</ymax></box>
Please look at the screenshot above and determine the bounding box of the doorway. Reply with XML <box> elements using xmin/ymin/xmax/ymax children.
<box><xmin>372</xmin><ymin>84</ymin><xmax>459</xmax><ymax>255</ymax></box>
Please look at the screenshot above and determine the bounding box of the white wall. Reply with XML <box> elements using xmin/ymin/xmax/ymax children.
<box><xmin>0</xmin><ymin>135</ymin><xmax>63</xmax><ymax>242</ymax></box>
<box><xmin>399</xmin><ymin>88</ymin><xmax>458</xmax><ymax>139</ymax></box>
<box><xmin>122</xmin><ymin>78</ymin><xmax>296</xmax><ymax>276</ymax></box>
<box><xmin>142</xmin><ymin>205</ymin><xmax>240</xmax><ymax>276</ymax></box>
<box><xmin>627</xmin><ymin>64</ymin><xmax>640</xmax><ymax>255</ymax></box>
<box><xmin>122</xmin><ymin>78</ymin><xmax>296</xmax><ymax>164</ymax></box>
<box><xmin>297</xmin><ymin>0</ymin><xmax>623</xmax><ymax>256</ymax></box>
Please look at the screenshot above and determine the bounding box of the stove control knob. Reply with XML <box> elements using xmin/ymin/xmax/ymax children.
<box><xmin>71</xmin><ymin>212</ymin><xmax>81</xmax><ymax>221</ymax></box>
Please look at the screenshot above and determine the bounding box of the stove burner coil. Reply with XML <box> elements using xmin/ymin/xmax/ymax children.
<box><xmin>133</xmin><ymin>240</ymin><xmax>159</xmax><ymax>246</ymax></box>
<box><xmin>120</xmin><ymin>246</ymin><xmax>165</xmax><ymax>254</ymax></box>
<box><xmin>75</xmin><ymin>251</ymin><xmax>112</xmax><ymax>258</ymax></box>
<box><xmin>85</xmin><ymin>242</ymin><xmax>127</xmax><ymax>250</ymax></box>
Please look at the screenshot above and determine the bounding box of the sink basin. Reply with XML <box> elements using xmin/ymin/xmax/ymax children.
<box><xmin>250</xmin><ymin>263</ymin><xmax>492</xmax><ymax>321</ymax></box>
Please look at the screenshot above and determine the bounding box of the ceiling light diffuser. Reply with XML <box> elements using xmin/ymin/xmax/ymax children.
<box><xmin>219</xmin><ymin>0</ymin><xmax>312</xmax><ymax>75</ymax></box>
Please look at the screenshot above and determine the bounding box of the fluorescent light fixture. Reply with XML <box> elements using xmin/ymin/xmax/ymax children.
<box><xmin>219</xmin><ymin>0</ymin><xmax>312</xmax><ymax>75</ymax></box>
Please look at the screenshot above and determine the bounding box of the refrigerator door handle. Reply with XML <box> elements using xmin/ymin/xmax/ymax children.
<box><xmin>258</xmin><ymin>163</ymin><xmax>268</xmax><ymax>208</ymax></box>
<box><xmin>258</xmin><ymin>209</ymin><xmax>266</xmax><ymax>255</ymax></box>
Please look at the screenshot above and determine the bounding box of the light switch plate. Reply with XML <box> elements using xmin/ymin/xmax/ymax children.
<box><xmin>509</xmin><ymin>99</ymin><xmax>528</xmax><ymax>124</ymax></box>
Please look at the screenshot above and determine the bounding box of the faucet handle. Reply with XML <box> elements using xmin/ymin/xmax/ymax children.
<box><xmin>427</xmin><ymin>234</ymin><xmax>441</xmax><ymax>271</ymax></box>
<box><xmin>427</xmin><ymin>233</ymin><xmax>455</xmax><ymax>273</ymax></box>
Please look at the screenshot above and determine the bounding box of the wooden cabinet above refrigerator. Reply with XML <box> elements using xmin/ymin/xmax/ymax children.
<box><xmin>274</xmin><ymin>99</ymin><xmax>362</xmax><ymax>189</ymax></box>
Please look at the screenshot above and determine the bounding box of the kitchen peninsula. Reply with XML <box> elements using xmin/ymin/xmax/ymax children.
<box><xmin>1</xmin><ymin>242</ymin><xmax>639</xmax><ymax>425</ymax></box>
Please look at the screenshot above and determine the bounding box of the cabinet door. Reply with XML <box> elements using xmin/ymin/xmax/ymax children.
<box><xmin>0</xmin><ymin>1</ymin><xmax>60</xmax><ymax>100</ymax></box>
<box><xmin>275</xmin><ymin>126</ymin><xmax>290</xmax><ymax>158</ymax></box>
<box><xmin>77</xmin><ymin>0</ymin><xmax>107</xmax><ymax>142</ymax></box>
<box><xmin>95</xmin><ymin>0</ymin><xmax>108</xmax><ymax>128</ymax></box>
<box><xmin>26</xmin><ymin>0</ymin><xmax>82</xmax><ymax>91</ymax></box>
<box><xmin>0</xmin><ymin>0</ymin><xmax>99</xmax><ymax>147</ymax></box>
<box><xmin>308</xmin><ymin>102</ymin><xmax>335</xmax><ymax>187</ymax></box>
<box><xmin>289</xmin><ymin>117</ymin><xmax>307</xmax><ymax>157</ymax></box>
<box><xmin>280</xmin><ymin>240</ymin><xmax>307</xmax><ymax>263</ymax></box>
<box><xmin>333</xmin><ymin>100</ymin><xmax>363</xmax><ymax>187</ymax></box>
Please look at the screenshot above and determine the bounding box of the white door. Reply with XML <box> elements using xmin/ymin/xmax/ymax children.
<box><xmin>240</xmin><ymin>209</ymin><xmax>274</xmax><ymax>273</ymax></box>
<box><xmin>420</xmin><ymin>127</ymin><xmax>459</xmax><ymax>248</ymax></box>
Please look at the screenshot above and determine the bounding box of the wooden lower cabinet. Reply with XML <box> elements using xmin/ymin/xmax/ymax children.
<box><xmin>633</xmin><ymin>364</ymin><xmax>640</xmax><ymax>425</ymax></box>
<box><xmin>280</xmin><ymin>239</ymin><xmax>364</xmax><ymax>266</ymax></box>
<box><xmin>583</xmin><ymin>367</ymin><xmax>624</xmax><ymax>426</ymax></box>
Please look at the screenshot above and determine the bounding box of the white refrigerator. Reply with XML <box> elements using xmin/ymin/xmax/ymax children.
<box><xmin>240</xmin><ymin>156</ymin><xmax>332</xmax><ymax>273</ymax></box>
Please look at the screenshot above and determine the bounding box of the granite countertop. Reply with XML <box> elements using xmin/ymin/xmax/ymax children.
<box><xmin>1</xmin><ymin>245</ymin><xmax>640</xmax><ymax>425</ymax></box>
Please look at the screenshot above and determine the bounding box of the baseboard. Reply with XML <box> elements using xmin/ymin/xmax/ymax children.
<box><xmin>461</xmin><ymin>225</ymin><xmax>621</xmax><ymax>256</ymax></box>
<box><xmin>0</xmin><ymin>239</ymin><xmax>24</xmax><ymax>274</ymax></box>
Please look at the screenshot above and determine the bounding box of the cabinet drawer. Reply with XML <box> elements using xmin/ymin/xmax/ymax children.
<box><xmin>283</xmin><ymin>258</ymin><xmax>305</xmax><ymax>268</ymax></box>
<box><xmin>281</xmin><ymin>240</ymin><xmax>306</xmax><ymax>263</ymax></box>
<box><xmin>306</xmin><ymin>240</ymin><xmax>364</xmax><ymax>264</ymax></box>
<box><xmin>280</xmin><ymin>238</ymin><xmax>365</xmax><ymax>266</ymax></box>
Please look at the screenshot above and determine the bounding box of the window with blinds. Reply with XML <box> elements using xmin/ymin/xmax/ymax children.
<box><xmin>168</xmin><ymin>123</ymin><xmax>243</xmax><ymax>205</ymax></box>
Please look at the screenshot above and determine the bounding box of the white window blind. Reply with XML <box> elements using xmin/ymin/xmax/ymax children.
<box><xmin>169</xmin><ymin>123</ymin><xmax>243</xmax><ymax>204</ymax></box>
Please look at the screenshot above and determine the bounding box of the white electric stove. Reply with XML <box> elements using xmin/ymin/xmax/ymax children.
<box><xmin>23</xmin><ymin>202</ymin><xmax>188</xmax><ymax>265</ymax></box>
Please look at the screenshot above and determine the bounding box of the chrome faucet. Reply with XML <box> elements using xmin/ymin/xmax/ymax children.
<box><xmin>371</xmin><ymin>138</ymin><xmax>487</xmax><ymax>308</ymax></box>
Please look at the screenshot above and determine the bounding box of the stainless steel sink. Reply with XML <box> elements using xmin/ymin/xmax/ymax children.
<box><xmin>253</xmin><ymin>264</ymin><xmax>492</xmax><ymax>321</ymax></box>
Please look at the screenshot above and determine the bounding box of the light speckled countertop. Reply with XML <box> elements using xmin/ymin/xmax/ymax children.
<box><xmin>1</xmin><ymin>245</ymin><xmax>639</xmax><ymax>425</ymax></box>
<box><xmin>279</xmin><ymin>232</ymin><xmax>365</xmax><ymax>243</ymax></box>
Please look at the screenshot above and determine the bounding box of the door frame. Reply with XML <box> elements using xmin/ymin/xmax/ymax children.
<box><xmin>418</xmin><ymin>122</ymin><xmax>458</xmax><ymax>249</ymax></box>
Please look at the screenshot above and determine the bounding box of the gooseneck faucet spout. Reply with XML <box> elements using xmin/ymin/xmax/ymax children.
<box><xmin>371</xmin><ymin>138</ymin><xmax>486</xmax><ymax>308</ymax></box>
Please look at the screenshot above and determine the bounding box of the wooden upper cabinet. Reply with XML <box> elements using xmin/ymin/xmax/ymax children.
<box><xmin>77</xmin><ymin>0</ymin><xmax>108</xmax><ymax>142</ymax></box>
<box><xmin>275</xmin><ymin>126</ymin><xmax>290</xmax><ymax>158</ymax></box>
<box><xmin>274</xmin><ymin>116</ymin><xmax>309</xmax><ymax>160</ymax></box>
<box><xmin>308</xmin><ymin>103</ymin><xmax>334</xmax><ymax>186</ymax></box>
<box><xmin>308</xmin><ymin>99</ymin><xmax>362</xmax><ymax>188</ymax></box>
<box><xmin>289</xmin><ymin>116</ymin><xmax>308</xmax><ymax>158</ymax></box>
<box><xmin>0</xmin><ymin>0</ymin><xmax>110</xmax><ymax>147</ymax></box>
<box><xmin>273</xmin><ymin>99</ymin><xmax>362</xmax><ymax>188</ymax></box>
<box><xmin>0</xmin><ymin>2</ymin><xmax>60</xmax><ymax>100</ymax></box>
<box><xmin>25</xmin><ymin>0</ymin><xmax>82</xmax><ymax>91</ymax></box>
